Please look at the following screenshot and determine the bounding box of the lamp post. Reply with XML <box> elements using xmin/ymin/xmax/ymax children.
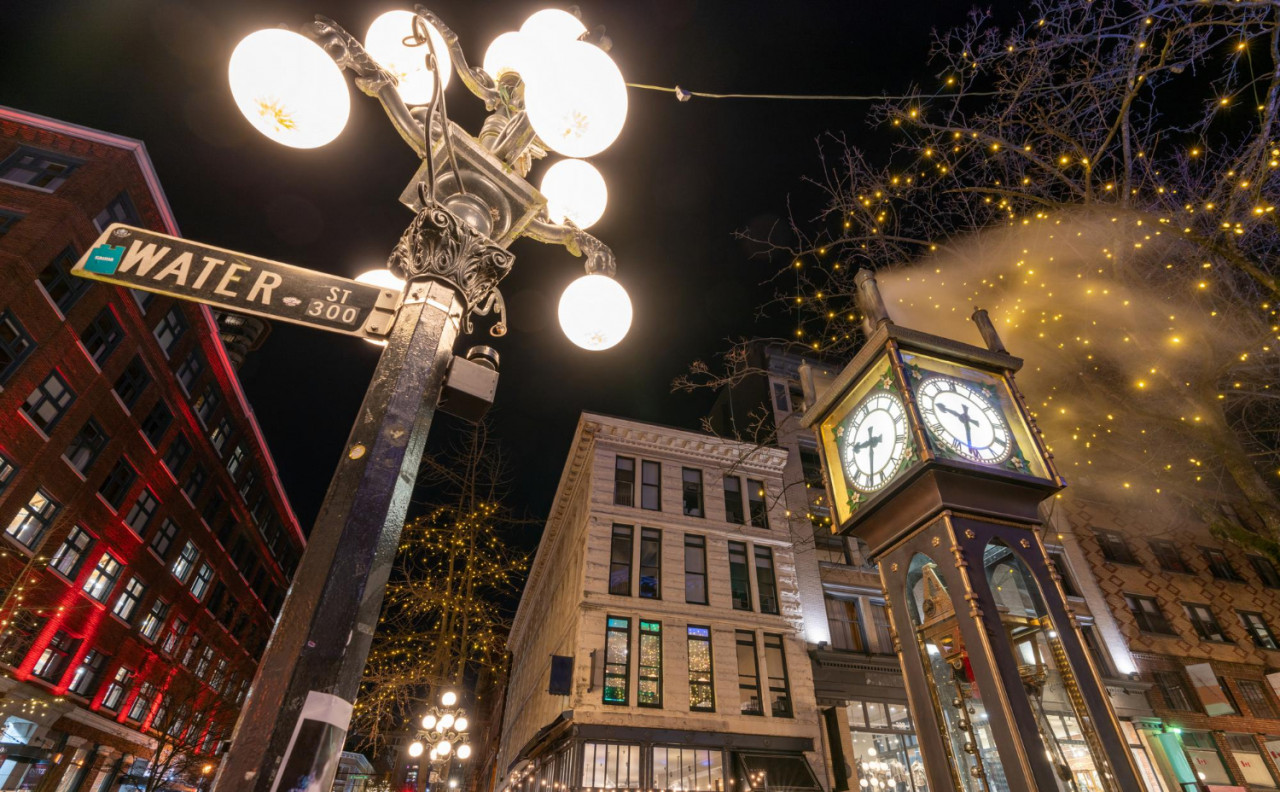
<box><xmin>407</xmin><ymin>690</ymin><xmax>472</xmax><ymax>792</ymax></box>
<box><xmin>212</xmin><ymin>9</ymin><xmax>633</xmax><ymax>792</ymax></box>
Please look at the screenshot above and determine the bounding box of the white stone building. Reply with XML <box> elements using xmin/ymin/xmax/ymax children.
<box><xmin>495</xmin><ymin>413</ymin><xmax>826</xmax><ymax>792</ymax></box>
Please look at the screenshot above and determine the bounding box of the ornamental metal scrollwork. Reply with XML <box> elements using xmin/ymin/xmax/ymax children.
<box><xmin>389</xmin><ymin>205</ymin><xmax>515</xmax><ymax>334</ymax></box>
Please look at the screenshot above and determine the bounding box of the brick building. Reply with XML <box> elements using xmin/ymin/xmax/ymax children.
<box><xmin>0</xmin><ymin>106</ymin><xmax>304</xmax><ymax>791</ymax></box>
<box><xmin>494</xmin><ymin>413</ymin><xmax>825</xmax><ymax>792</ymax></box>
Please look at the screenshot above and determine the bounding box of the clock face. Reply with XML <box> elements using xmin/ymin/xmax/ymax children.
<box><xmin>916</xmin><ymin>376</ymin><xmax>1012</xmax><ymax>464</ymax></box>
<box><xmin>841</xmin><ymin>391</ymin><xmax>909</xmax><ymax>493</ymax></box>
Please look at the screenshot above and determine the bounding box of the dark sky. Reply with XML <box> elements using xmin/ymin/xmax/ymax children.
<box><xmin>3</xmin><ymin>0</ymin><xmax>1020</xmax><ymax>530</ymax></box>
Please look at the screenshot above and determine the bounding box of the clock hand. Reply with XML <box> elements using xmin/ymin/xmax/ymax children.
<box><xmin>960</xmin><ymin>404</ymin><xmax>974</xmax><ymax>450</ymax></box>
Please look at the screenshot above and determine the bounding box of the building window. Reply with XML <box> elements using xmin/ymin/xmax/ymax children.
<box><xmin>652</xmin><ymin>747</ymin><xmax>723</xmax><ymax>791</ymax></box>
<box><xmin>140</xmin><ymin>400</ymin><xmax>173</xmax><ymax>446</ymax></box>
<box><xmin>93</xmin><ymin>191</ymin><xmax>139</xmax><ymax>231</ymax></box>
<box><xmin>1147</xmin><ymin>539</ymin><xmax>1189</xmax><ymax>574</ymax></box>
<box><xmin>153</xmin><ymin>308</ymin><xmax>187</xmax><ymax>355</ymax></box>
<box><xmin>191</xmin><ymin>563</ymin><xmax>213</xmax><ymax>600</ymax></box>
<box><xmin>0</xmin><ymin>146</ymin><xmax>81</xmax><ymax>190</ymax></box>
<box><xmin>194</xmin><ymin>383</ymin><xmax>220</xmax><ymax>425</ymax></box>
<box><xmin>687</xmin><ymin>626</ymin><xmax>714</xmax><ymax>712</ymax></box>
<box><xmin>638</xmin><ymin>620</ymin><xmax>662</xmax><ymax>707</ymax></box>
<box><xmin>641</xmin><ymin>461</ymin><xmax>661</xmax><ymax>511</ymax></box>
<box><xmin>196</xmin><ymin>645</ymin><xmax>215</xmax><ymax>678</ymax></box>
<box><xmin>755</xmin><ymin>546</ymin><xmax>779</xmax><ymax>615</ymax></box>
<box><xmin>32</xmin><ymin>631</ymin><xmax>79</xmax><ymax>682</ymax></box>
<box><xmin>1184</xmin><ymin>602</ymin><xmax>1230</xmax><ymax>642</ymax></box>
<box><xmin>723</xmin><ymin>476</ymin><xmax>745</xmax><ymax>524</ymax></box>
<box><xmin>1124</xmin><ymin>594</ymin><xmax>1175</xmax><ymax>635</ymax></box>
<box><xmin>162</xmin><ymin>434</ymin><xmax>191</xmax><ymax>475</ymax></box>
<box><xmin>50</xmin><ymin>526</ymin><xmax>94</xmax><ymax>579</ymax></box>
<box><xmin>684</xmin><ymin>535</ymin><xmax>708</xmax><ymax>605</ymax></box>
<box><xmin>210</xmin><ymin>418</ymin><xmax>232</xmax><ymax>455</ymax></box>
<box><xmin>127</xmin><ymin>681</ymin><xmax>156</xmax><ymax>722</ymax></box>
<box><xmin>0</xmin><ymin>210</ymin><xmax>22</xmax><ymax>238</ymax></box>
<box><xmin>614</xmin><ymin>456</ymin><xmax>635</xmax><ymax>507</ymax></box>
<box><xmin>825</xmin><ymin>596</ymin><xmax>867</xmax><ymax>652</ymax></box>
<box><xmin>210</xmin><ymin>658</ymin><xmax>228</xmax><ymax>692</ymax></box>
<box><xmin>639</xmin><ymin>528</ymin><xmax>661</xmax><ymax>599</ymax></box>
<box><xmin>609</xmin><ymin>525</ymin><xmax>633</xmax><ymax>596</ymax></box>
<box><xmin>123</xmin><ymin>489</ymin><xmax>158</xmax><ymax>534</ymax></box>
<box><xmin>100</xmin><ymin>666</ymin><xmax>133</xmax><ymax>711</ymax></box>
<box><xmin>0</xmin><ymin>455</ymin><xmax>14</xmax><ymax>495</ymax></box>
<box><xmin>1225</xmin><ymin>733</ymin><xmax>1276</xmax><ymax>787</ymax></box>
<box><xmin>140</xmin><ymin>518</ymin><xmax>172</xmax><ymax>560</ymax></box>
<box><xmin>172</xmin><ymin>541</ymin><xmax>199</xmax><ymax>582</ymax></box>
<box><xmin>0</xmin><ymin>310</ymin><xmax>34</xmax><ymax>382</ymax></box>
<box><xmin>1237</xmin><ymin>679</ymin><xmax>1279</xmax><ymax>718</ymax></box>
<box><xmin>113</xmin><ymin>356</ymin><xmax>151</xmax><ymax>409</ymax></box>
<box><xmin>682</xmin><ymin>468</ymin><xmax>703</xmax><ymax>517</ymax></box>
<box><xmin>64</xmin><ymin>418</ymin><xmax>108</xmax><ymax>474</ymax></box>
<box><xmin>1249</xmin><ymin>555</ymin><xmax>1280</xmax><ymax>588</ymax></box>
<box><xmin>79</xmin><ymin>308</ymin><xmax>123</xmax><ymax>366</ymax></box>
<box><xmin>763</xmin><ymin>633</ymin><xmax>792</xmax><ymax>717</ymax></box>
<box><xmin>22</xmin><ymin>371</ymin><xmax>74</xmax><ymax>432</ymax></box>
<box><xmin>175</xmin><ymin>349</ymin><xmax>203</xmax><ymax>393</ymax></box>
<box><xmin>161</xmin><ymin>618</ymin><xmax>186</xmax><ymax>656</ymax></box>
<box><xmin>604</xmin><ymin>616</ymin><xmax>630</xmax><ymax>704</ymax></box>
<box><xmin>67</xmin><ymin>649</ymin><xmax>108</xmax><ymax>698</ymax></box>
<box><xmin>238</xmin><ymin>470</ymin><xmax>256</xmax><ymax>501</ymax></box>
<box><xmin>1094</xmin><ymin>529</ymin><xmax>1136</xmax><ymax>564</ymax></box>
<box><xmin>183</xmin><ymin>465</ymin><xmax>206</xmax><ymax>502</ymax></box>
<box><xmin>1152</xmin><ymin>670</ymin><xmax>1198</xmax><ymax>711</ymax></box>
<box><xmin>139</xmin><ymin>599</ymin><xmax>168</xmax><ymax>641</ymax></box>
<box><xmin>1201</xmin><ymin>547</ymin><xmax>1243</xmax><ymax>581</ymax></box>
<box><xmin>6</xmin><ymin>489</ymin><xmax>59</xmax><ymax>548</ymax></box>
<box><xmin>1044</xmin><ymin>548</ymin><xmax>1080</xmax><ymax>596</ymax></box>
<box><xmin>112</xmin><ymin>577</ymin><xmax>146</xmax><ymax>622</ymax></box>
<box><xmin>736</xmin><ymin>631</ymin><xmax>762</xmax><ymax>715</ymax></box>
<box><xmin>227</xmin><ymin>444</ymin><xmax>246</xmax><ymax>478</ymax></box>
<box><xmin>98</xmin><ymin>458</ymin><xmax>136</xmax><ymax>509</ymax></box>
<box><xmin>728</xmin><ymin>541</ymin><xmax>752</xmax><ymax>611</ymax></box>
<box><xmin>83</xmin><ymin>553</ymin><xmax>122</xmax><ymax>602</ymax></box>
<box><xmin>747</xmin><ymin>479</ymin><xmax>769</xmax><ymax>529</ymax></box>
<box><xmin>38</xmin><ymin>247</ymin><xmax>88</xmax><ymax>312</ymax></box>
<box><xmin>580</xmin><ymin>743</ymin><xmax>640</xmax><ymax>789</ymax></box>
<box><xmin>1239</xmin><ymin>611</ymin><xmax>1279</xmax><ymax>649</ymax></box>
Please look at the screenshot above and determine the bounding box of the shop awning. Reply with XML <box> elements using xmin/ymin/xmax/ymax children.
<box><xmin>737</xmin><ymin>753</ymin><xmax>822</xmax><ymax>792</ymax></box>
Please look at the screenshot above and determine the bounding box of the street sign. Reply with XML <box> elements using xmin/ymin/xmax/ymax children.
<box><xmin>73</xmin><ymin>224</ymin><xmax>400</xmax><ymax>339</ymax></box>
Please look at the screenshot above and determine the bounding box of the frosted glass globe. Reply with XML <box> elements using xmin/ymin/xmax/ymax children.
<box><xmin>408</xmin><ymin>741</ymin><xmax>424</xmax><ymax>758</ymax></box>
<box><xmin>436</xmin><ymin>740</ymin><xmax>452</xmax><ymax>756</ymax></box>
<box><xmin>525</xmin><ymin>41</ymin><xmax>627</xmax><ymax>157</ymax></box>
<box><xmin>229</xmin><ymin>29</ymin><xmax>350</xmax><ymax>148</ymax></box>
<box><xmin>440</xmin><ymin>691</ymin><xmax>458</xmax><ymax>707</ymax></box>
<box><xmin>439</xmin><ymin>713</ymin><xmax>455</xmax><ymax>730</ymax></box>
<box><xmin>457</xmin><ymin>743</ymin><xmax>473</xmax><ymax>760</ymax></box>
<box><xmin>483</xmin><ymin>32</ymin><xmax>539</xmax><ymax>80</ymax></box>
<box><xmin>541</xmin><ymin>159</ymin><xmax>608</xmax><ymax>229</ymax></box>
<box><xmin>421</xmin><ymin>714</ymin><xmax>437</xmax><ymax>730</ymax></box>
<box><xmin>364</xmin><ymin>11</ymin><xmax>452</xmax><ymax>106</ymax></box>
<box><xmin>520</xmin><ymin>9</ymin><xmax>587</xmax><ymax>43</ymax></box>
<box><xmin>454</xmin><ymin>717</ymin><xmax>469</xmax><ymax>733</ymax></box>
<box><xmin>558</xmin><ymin>274</ymin><xmax>632</xmax><ymax>350</ymax></box>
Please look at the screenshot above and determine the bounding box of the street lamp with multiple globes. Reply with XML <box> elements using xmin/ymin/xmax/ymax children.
<box><xmin>407</xmin><ymin>690</ymin><xmax>473</xmax><ymax>788</ymax></box>
<box><xmin>213</xmin><ymin>8</ymin><xmax>634</xmax><ymax>792</ymax></box>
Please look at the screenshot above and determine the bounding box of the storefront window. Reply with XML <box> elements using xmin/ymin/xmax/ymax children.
<box><xmin>1180</xmin><ymin>731</ymin><xmax>1232</xmax><ymax>786</ymax></box>
<box><xmin>651</xmin><ymin>747</ymin><xmax>724</xmax><ymax>791</ymax></box>
<box><xmin>848</xmin><ymin>701</ymin><xmax>928</xmax><ymax>792</ymax></box>
<box><xmin>582</xmin><ymin>743</ymin><xmax>641</xmax><ymax>789</ymax></box>
<box><xmin>1118</xmin><ymin>722</ymin><xmax>1170</xmax><ymax>792</ymax></box>
<box><xmin>1226</xmin><ymin>734</ymin><xmax>1276</xmax><ymax>788</ymax></box>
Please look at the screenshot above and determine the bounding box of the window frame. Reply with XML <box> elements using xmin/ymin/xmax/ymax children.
<box><xmin>1183</xmin><ymin>602</ymin><xmax>1231</xmax><ymax>643</ymax></box>
<box><xmin>79</xmin><ymin>307</ymin><xmax>124</xmax><ymax>366</ymax></box>
<box><xmin>723</xmin><ymin>476</ymin><xmax>745</xmax><ymax>524</ymax></box>
<box><xmin>684</xmin><ymin>534</ymin><xmax>708</xmax><ymax>605</ymax></box>
<box><xmin>0</xmin><ymin>146</ymin><xmax>81</xmax><ymax>191</ymax></box>
<box><xmin>153</xmin><ymin>307</ymin><xmax>187</xmax><ymax>356</ymax></box>
<box><xmin>1249</xmin><ymin>555</ymin><xmax>1280</xmax><ymax>588</ymax></box>
<box><xmin>681</xmin><ymin>468</ymin><xmax>704</xmax><ymax>517</ymax></box>
<box><xmin>1239</xmin><ymin>611</ymin><xmax>1279</xmax><ymax>649</ymax></box>
<box><xmin>763</xmin><ymin>633</ymin><xmax>793</xmax><ymax>717</ymax></box>
<box><xmin>639</xmin><ymin>528</ymin><xmax>661</xmax><ymax>600</ymax></box>
<box><xmin>1094</xmin><ymin>529</ymin><xmax>1137</xmax><ymax>565</ymax></box>
<box><xmin>112</xmin><ymin>356</ymin><xmax>151</xmax><ymax>410</ymax></box>
<box><xmin>5</xmin><ymin>489</ymin><xmax>60</xmax><ymax>549</ymax></box>
<box><xmin>37</xmin><ymin>247</ymin><xmax>88</xmax><ymax>311</ymax></box>
<box><xmin>0</xmin><ymin>309</ymin><xmax>35</xmax><ymax>382</ymax></box>
<box><xmin>614</xmin><ymin>456</ymin><xmax>635</xmax><ymax>507</ymax></box>
<box><xmin>1200</xmin><ymin>547</ymin><xmax>1243</xmax><ymax>582</ymax></box>
<box><xmin>112</xmin><ymin>577</ymin><xmax>146</xmax><ymax>623</ymax></box>
<box><xmin>640</xmin><ymin>461</ymin><xmax>661</xmax><ymax>511</ymax></box>
<box><xmin>637</xmin><ymin>620</ymin><xmax>663</xmax><ymax>708</ymax></box>
<box><xmin>50</xmin><ymin>526</ymin><xmax>94</xmax><ymax>580</ymax></box>
<box><xmin>1124</xmin><ymin>593</ymin><xmax>1176</xmax><ymax>635</ymax></box>
<box><xmin>123</xmin><ymin>488</ymin><xmax>159</xmax><ymax>535</ymax></box>
<box><xmin>149</xmin><ymin>519</ymin><xmax>178</xmax><ymax>559</ymax></box>
<box><xmin>754</xmin><ymin>546</ymin><xmax>779</xmax><ymax>615</ymax></box>
<box><xmin>687</xmin><ymin>625</ymin><xmax>715</xmax><ymax>712</ymax></box>
<box><xmin>747</xmin><ymin>479</ymin><xmax>769</xmax><ymax>529</ymax></box>
<box><xmin>83</xmin><ymin>552</ymin><xmax>123</xmax><ymax>602</ymax></box>
<box><xmin>603</xmin><ymin>615</ymin><xmax>631</xmax><ymax>705</ymax></box>
<box><xmin>1148</xmin><ymin>539</ymin><xmax>1190</xmax><ymax>574</ymax></box>
<box><xmin>609</xmin><ymin>525</ymin><xmax>633</xmax><ymax>596</ymax></box>
<box><xmin>64</xmin><ymin>417</ymin><xmax>109</xmax><ymax>475</ymax></box>
<box><xmin>736</xmin><ymin>630</ymin><xmax>762</xmax><ymax>716</ymax></box>
<box><xmin>728</xmin><ymin>541</ymin><xmax>753</xmax><ymax>611</ymax></box>
<box><xmin>22</xmin><ymin>370</ymin><xmax>75</xmax><ymax>433</ymax></box>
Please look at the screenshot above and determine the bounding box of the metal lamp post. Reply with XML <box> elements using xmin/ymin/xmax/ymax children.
<box><xmin>407</xmin><ymin>690</ymin><xmax>472</xmax><ymax>791</ymax></box>
<box><xmin>212</xmin><ymin>9</ymin><xmax>634</xmax><ymax>792</ymax></box>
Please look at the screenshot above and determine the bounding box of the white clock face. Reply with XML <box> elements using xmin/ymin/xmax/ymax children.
<box><xmin>841</xmin><ymin>391</ymin><xmax>909</xmax><ymax>493</ymax></box>
<box><xmin>916</xmin><ymin>376</ymin><xmax>1012</xmax><ymax>464</ymax></box>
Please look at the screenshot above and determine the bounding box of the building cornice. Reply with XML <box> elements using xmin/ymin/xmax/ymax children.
<box><xmin>585</xmin><ymin>412</ymin><xmax>788</xmax><ymax>473</ymax></box>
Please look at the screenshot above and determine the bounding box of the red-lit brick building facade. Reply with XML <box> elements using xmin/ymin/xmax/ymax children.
<box><xmin>0</xmin><ymin>106</ymin><xmax>304</xmax><ymax>792</ymax></box>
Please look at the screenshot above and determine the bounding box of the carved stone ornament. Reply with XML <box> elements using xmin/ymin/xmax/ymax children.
<box><xmin>1019</xmin><ymin>538</ymin><xmax>1031</xmax><ymax>548</ymax></box>
<box><xmin>931</xmin><ymin>536</ymin><xmax>941</xmax><ymax>547</ymax></box>
<box><xmin>964</xmin><ymin>529</ymin><xmax>976</xmax><ymax>539</ymax></box>
<box><xmin>389</xmin><ymin>204</ymin><xmax>515</xmax><ymax>332</ymax></box>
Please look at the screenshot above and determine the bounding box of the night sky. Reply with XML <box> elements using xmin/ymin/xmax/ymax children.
<box><xmin>3</xmin><ymin>0</ymin><xmax>1021</xmax><ymax>532</ymax></box>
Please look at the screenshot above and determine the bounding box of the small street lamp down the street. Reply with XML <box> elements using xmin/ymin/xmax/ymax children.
<box><xmin>213</xmin><ymin>8</ymin><xmax>634</xmax><ymax>792</ymax></box>
<box><xmin>407</xmin><ymin>689</ymin><xmax>473</xmax><ymax>789</ymax></box>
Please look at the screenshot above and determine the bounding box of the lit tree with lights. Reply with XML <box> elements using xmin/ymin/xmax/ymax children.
<box><xmin>690</xmin><ymin>0</ymin><xmax>1280</xmax><ymax>550</ymax></box>
<box><xmin>352</xmin><ymin>422</ymin><xmax>530</xmax><ymax>757</ymax></box>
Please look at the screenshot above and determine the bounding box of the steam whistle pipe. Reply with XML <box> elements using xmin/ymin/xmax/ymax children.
<box><xmin>970</xmin><ymin>307</ymin><xmax>1008</xmax><ymax>353</ymax></box>
<box><xmin>854</xmin><ymin>268</ymin><xmax>892</xmax><ymax>338</ymax></box>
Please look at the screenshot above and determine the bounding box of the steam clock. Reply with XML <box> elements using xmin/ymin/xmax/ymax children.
<box><xmin>801</xmin><ymin>270</ymin><xmax>1144</xmax><ymax>792</ymax></box>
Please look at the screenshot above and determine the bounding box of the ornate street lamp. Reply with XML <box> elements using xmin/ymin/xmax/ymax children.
<box><xmin>214</xmin><ymin>8</ymin><xmax>634</xmax><ymax>792</ymax></box>
<box><xmin>407</xmin><ymin>689</ymin><xmax>473</xmax><ymax>788</ymax></box>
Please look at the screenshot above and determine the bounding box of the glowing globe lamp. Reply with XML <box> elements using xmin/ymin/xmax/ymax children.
<box><xmin>558</xmin><ymin>274</ymin><xmax>631</xmax><ymax>350</ymax></box>
<box><xmin>421</xmin><ymin>713</ymin><xmax>438</xmax><ymax>730</ymax></box>
<box><xmin>457</xmin><ymin>744</ymin><xmax>473</xmax><ymax>760</ymax></box>
<box><xmin>440</xmin><ymin>691</ymin><xmax>458</xmax><ymax>707</ymax></box>
<box><xmin>408</xmin><ymin>741</ymin><xmax>425</xmax><ymax>758</ymax></box>
<box><xmin>437</xmin><ymin>740</ymin><xmax>452</xmax><ymax>756</ymax></box>
<box><xmin>229</xmin><ymin>29</ymin><xmax>350</xmax><ymax>149</ymax></box>
<box><xmin>439</xmin><ymin>713</ymin><xmax>455</xmax><ymax>730</ymax></box>
<box><xmin>483</xmin><ymin>32</ymin><xmax>537</xmax><ymax>80</ymax></box>
<box><xmin>541</xmin><ymin>159</ymin><xmax>608</xmax><ymax>228</ymax></box>
<box><xmin>520</xmin><ymin>9</ymin><xmax>587</xmax><ymax>43</ymax></box>
<box><xmin>364</xmin><ymin>11</ymin><xmax>452</xmax><ymax>106</ymax></box>
<box><xmin>454</xmin><ymin>717</ymin><xmax>469</xmax><ymax>733</ymax></box>
<box><xmin>525</xmin><ymin>41</ymin><xmax>627</xmax><ymax>157</ymax></box>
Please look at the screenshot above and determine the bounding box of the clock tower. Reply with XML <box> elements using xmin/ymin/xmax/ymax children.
<box><xmin>802</xmin><ymin>270</ymin><xmax>1144</xmax><ymax>792</ymax></box>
